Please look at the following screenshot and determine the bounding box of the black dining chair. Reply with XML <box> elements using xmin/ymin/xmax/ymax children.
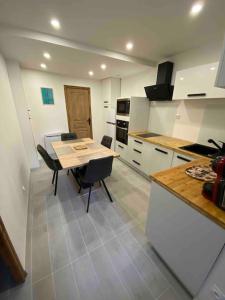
<box><xmin>77</xmin><ymin>156</ymin><xmax>114</xmax><ymax>213</ymax></box>
<box><xmin>61</xmin><ymin>132</ymin><xmax>77</xmax><ymax>141</ymax></box>
<box><xmin>61</xmin><ymin>132</ymin><xmax>77</xmax><ymax>175</ymax></box>
<box><xmin>37</xmin><ymin>144</ymin><xmax>62</xmax><ymax>196</ymax></box>
<box><xmin>101</xmin><ymin>135</ymin><xmax>113</xmax><ymax>149</ymax></box>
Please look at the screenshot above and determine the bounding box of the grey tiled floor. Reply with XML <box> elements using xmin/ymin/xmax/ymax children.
<box><xmin>1</xmin><ymin>159</ymin><xmax>192</xmax><ymax>300</ymax></box>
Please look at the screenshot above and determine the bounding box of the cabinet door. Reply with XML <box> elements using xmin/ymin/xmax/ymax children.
<box><xmin>173</xmin><ymin>62</ymin><xmax>225</xmax><ymax>100</ymax></box>
<box><xmin>145</xmin><ymin>144</ymin><xmax>174</xmax><ymax>174</ymax></box>
<box><xmin>115</xmin><ymin>141</ymin><xmax>128</xmax><ymax>160</ymax></box>
<box><xmin>146</xmin><ymin>183</ymin><xmax>225</xmax><ymax>296</ymax></box>
<box><xmin>171</xmin><ymin>152</ymin><xmax>194</xmax><ymax>167</ymax></box>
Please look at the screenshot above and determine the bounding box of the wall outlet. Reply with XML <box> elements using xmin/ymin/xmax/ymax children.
<box><xmin>211</xmin><ymin>285</ymin><xmax>225</xmax><ymax>299</ymax></box>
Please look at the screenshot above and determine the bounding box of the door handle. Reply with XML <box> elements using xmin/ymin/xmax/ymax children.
<box><xmin>155</xmin><ymin>148</ymin><xmax>168</xmax><ymax>155</ymax></box>
<box><xmin>88</xmin><ymin>118</ymin><xmax>91</xmax><ymax>125</ymax></box>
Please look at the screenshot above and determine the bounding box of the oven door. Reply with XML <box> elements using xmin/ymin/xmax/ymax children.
<box><xmin>117</xmin><ymin>100</ymin><xmax>130</xmax><ymax>115</ymax></box>
<box><xmin>116</xmin><ymin>126</ymin><xmax>128</xmax><ymax>145</ymax></box>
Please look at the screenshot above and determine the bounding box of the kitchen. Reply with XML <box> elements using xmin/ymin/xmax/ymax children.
<box><xmin>1</xmin><ymin>1</ymin><xmax>225</xmax><ymax>300</ymax></box>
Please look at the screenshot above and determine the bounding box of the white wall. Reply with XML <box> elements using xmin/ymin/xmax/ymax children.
<box><xmin>21</xmin><ymin>69</ymin><xmax>104</xmax><ymax>147</ymax></box>
<box><xmin>0</xmin><ymin>53</ymin><xmax>29</xmax><ymax>268</ymax></box>
<box><xmin>121</xmin><ymin>42</ymin><xmax>225</xmax><ymax>144</ymax></box>
<box><xmin>7</xmin><ymin>61</ymin><xmax>39</xmax><ymax>169</ymax></box>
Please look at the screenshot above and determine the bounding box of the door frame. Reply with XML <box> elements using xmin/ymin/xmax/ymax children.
<box><xmin>64</xmin><ymin>85</ymin><xmax>93</xmax><ymax>138</ymax></box>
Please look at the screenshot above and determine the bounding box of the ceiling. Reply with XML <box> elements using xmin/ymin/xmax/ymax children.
<box><xmin>0</xmin><ymin>0</ymin><xmax>225</xmax><ymax>79</ymax></box>
<box><xmin>0</xmin><ymin>35</ymin><xmax>150</xmax><ymax>79</ymax></box>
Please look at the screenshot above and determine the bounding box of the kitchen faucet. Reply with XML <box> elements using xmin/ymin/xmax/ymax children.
<box><xmin>208</xmin><ymin>139</ymin><xmax>225</xmax><ymax>155</ymax></box>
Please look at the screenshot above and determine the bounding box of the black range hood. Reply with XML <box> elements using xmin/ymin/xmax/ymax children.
<box><xmin>145</xmin><ymin>61</ymin><xmax>174</xmax><ymax>101</ymax></box>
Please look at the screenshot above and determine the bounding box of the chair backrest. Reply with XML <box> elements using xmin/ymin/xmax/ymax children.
<box><xmin>83</xmin><ymin>156</ymin><xmax>113</xmax><ymax>183</ymax></box>
<box><xmin>101</xmin><ymin>135</ymin><xmax>112</xmax><ymax>149</ymax></box>
<box><xmin>61</xmin><ymin>132</ymin><xmax>77</xmax><ymax>141</ymax></box>
<box><xmin>37</xmin><ymin>144</ymin><xmax>58</xmax><ymax>171</ymax></box>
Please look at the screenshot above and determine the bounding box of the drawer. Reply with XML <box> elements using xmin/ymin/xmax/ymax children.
<box><xmin>129</xmin><ymin>136</ymin><xmax>144</xmax><ymax>151</ymax></box>
<box><xmin>130</xmin><ymin>147</ymin><xmax>144</xmax><ymax>162</ymax></box>
<box><xmin>115</xmin><ymin>141</ymin><xmax>128</xmax><ymax>160</ymax></box>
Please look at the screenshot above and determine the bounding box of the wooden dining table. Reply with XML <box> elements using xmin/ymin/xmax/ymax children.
<box><xmin>51</xmin><ymin>138</ymin><xmax>119</xmax><ymax>170</ymax></box>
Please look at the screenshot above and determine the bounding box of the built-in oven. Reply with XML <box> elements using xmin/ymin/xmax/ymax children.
<box><xmin>116</xmin><ymin>99</ymin><xmax>130</xmax><ymax>116</ymax></box>
<box><xmin>116</xmin><ymin>120</ymin><xmax>129</xmax><ymax>145</ymax></box>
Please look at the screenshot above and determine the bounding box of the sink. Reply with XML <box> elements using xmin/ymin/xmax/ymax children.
<box><xmin>137</xmin><ymin>132</ymin><xmax>161</xmax><ymax>138</ymax></box>
<box><xmin>179</xmin><ymin>143</ymin><xmax>219</xmax><ymax>158</ymax></box>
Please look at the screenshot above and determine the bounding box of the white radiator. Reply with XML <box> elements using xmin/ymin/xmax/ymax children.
<box><xmin>44</xmin><ymin>132</ymin><xmax>62</xmax><ymax>154</ymax></box>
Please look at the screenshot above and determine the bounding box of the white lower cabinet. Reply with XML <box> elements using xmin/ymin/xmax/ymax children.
<box><xmin>145</xmin><ymin>144</ymin><xmax>174</xmax><ymax>174</ymax></box>
<box><xmin>146</xmin><ymin>182</ymin><xmax>225</xmax><ymax>296</ymax></box>
<box><xmin>115</xmin><ymin>141</ymin><xmax>128</xmax><ymax>160</ymax></box>
<box><xmin>171</xmin><ymin>152</ymin><xmax>194</xmax><ymax>167</ymax></box>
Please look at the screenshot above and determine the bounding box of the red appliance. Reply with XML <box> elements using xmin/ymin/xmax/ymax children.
<box><xmin>202</xmin><ymin>156</ymin><xmax>225</xmax><ymax>210</ymax></box>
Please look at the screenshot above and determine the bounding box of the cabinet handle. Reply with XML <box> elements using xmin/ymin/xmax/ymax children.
<box><xmin>104</xmin><ymin>106</ymin><xmax>109</xmax><ymax>108</ymax></box>
<box><xmin>133</xmin><ymin>149</ymin><xmax>142</xmax><ymax>154</ymax></box>
<box><xmin>104</xmin><ymin>101</ymin><xmax>109</xmax><ymax>103</ymax></box>
<box><xmin>134</xmin><ymin>140</ymin><xmax>143</xmax><ymax>144</ymax></box>
<box><xmin>118</xmin><ymin>145</ymin><xmax>124</xmax><ymax>149</ymax></box>
<box><xmin>177</xmin><ymin>155</ymin><xmax>191</xmax><ymax>162</ymax></box>
<box><xmin>132</xmin><ymin>160</ymin><xmax>140</xmax><ymax>166</ymax></box>
<box><xmin>155</xmin><ymin>148</ymin><xmax>168</xmax><ymax>155</ymax></box>
<box><xmin>187</xmin><ymin>93</ymin><xmax>206</xmax><ymax>97</ymax></box>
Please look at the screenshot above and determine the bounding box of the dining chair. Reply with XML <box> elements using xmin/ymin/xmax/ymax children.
<box><xmin>77</xmin><ymin>156</ymin><xmax>114</xmax><ymax>212</ymax></box>
<box><xmin>37</xmin><ymin>144</ymin><xmax>62</xmax><ymax>196</ymax></box>
<box><xmin>101</xmin><ymin>135</ymin><xmax>113</xmax><ymax>149</ymax></box>
<box><xmin>61</xmin><ymin>132</ymin><xmax>77</xmax><ymax>175</ymax></box>
<box><xmin>61</xmin><ymin>132</ymin><xmax>77</xmax><ymax>141</ymax></box>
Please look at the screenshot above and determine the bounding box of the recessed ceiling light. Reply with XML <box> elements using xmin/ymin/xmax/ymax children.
<box><xmin>190</xmin><ymin>2</ymin><xmax>204</xmax><ymax>16</ymax></box>
<box><xmin>43</xmin><ymin>52</ymin><xmax>51</xmax><ymax>59</ymax></box>
<box><xmin>126</xmin><ymin>42</ymin><xmax>133</xmax><ymax>50</ymax></box>
<box><xmin>40</xmin><ymin>63</ymin><xmax>47</xmax><ymax>69</ymax></box>
<box><xmin>101</xmin><ymin>64</ymin><xmax>107</xmax><ymax>70</ymax></box>
<box><xmin>89</xmin><ymin>71</ymin><xmax>94</xmax><ymax>76</ymax></box>
<box><xmin>210</xmin><ymin>66</ymin><xmax>216</xmax><ymax>71</ymax></box>
<box><xmin>180</xmin><ymin>77</ymin><xmax>184</xmax><ymax>81</ymax></box>
<box><xmin>50</xmin><ymin>18</ymin><xmax>61</xmax><ymax>29</ymax></box>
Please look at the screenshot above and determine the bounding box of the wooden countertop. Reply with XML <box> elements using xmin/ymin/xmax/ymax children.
<box><xmin>128</xmin><ymin>131</ymin><xmax>203</xmax><ymax>158</ymax></box>
<box><xmin>150</xmin><ymin>158</ymin><xmax>225</xmax><ymax>229</ymax></box>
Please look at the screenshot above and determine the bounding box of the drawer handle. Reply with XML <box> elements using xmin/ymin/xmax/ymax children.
<box><xmin>104</xmin><ymin>101</ymin><xmax>109</xmax><ymax>103</ymax></box>
<box><xmin>104</xmin><ymin>106</ymin><xmax>109</xmax><ymax>108</ymax></box>
<box><xmin>134</xmin><ymin>140</ymin><xmax>143</xmax><ymax>144</ymax></box>
<box><xmin>133</xmin><ymin>149</ymin><xmax>142</xmax><ymax>154</ymax></box>
<box><xmin>155</xmin><ymin>148</ymin><xmax>168</xmax><ymax>155</ymax></box>
<box><xmin>118</xmin><ymin>145</ymin><xmax>124</xmax><ymax>149</ymax></box>
<box><xmin>187</xmin><ymin>93</ymin><xmax>206</xmax><ymax>97</ymax></box>
<box><xmin>132</xmin><ymin>160</ymin><xmax>140</xmax><ymax>166</ymax></box>
<box><xmin>177</xmin><ymin>155</ymin><xmax>191</xmax><ymax>162</ymax></box>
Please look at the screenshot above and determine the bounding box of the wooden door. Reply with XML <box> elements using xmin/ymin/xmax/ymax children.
<box><xmin>64</xmin><ymin>86</ymin><xmax>93</xmax><ymax>138</ymax></box>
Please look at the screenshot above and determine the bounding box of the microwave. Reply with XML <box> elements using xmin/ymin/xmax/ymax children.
<box><xmin>116</xmin><ymin>99</ymin><xmax>130</xmax><ymax>115</ymax></box>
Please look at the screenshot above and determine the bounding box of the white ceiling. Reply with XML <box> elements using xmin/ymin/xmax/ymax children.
<box><xmin>0</xmin><ymin>0</ymin><xmax>225</xmax><ymax>79</ymax></box>
<box><xmin>0</xmin><ymin>34</ymin><xmax>150</xmax><ymax>79</ymax></box>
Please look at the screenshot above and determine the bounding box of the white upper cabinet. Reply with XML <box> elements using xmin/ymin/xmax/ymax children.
<box><xmin>102</xmin><ymin>78</ymin><xmax>121</xmax><ymax>108</ymax></box>
<box><xmin>173</xmin><ymin>62</ymin><xmax>225</xmax><ymax>100</ymax></box>
<box><xmin>216</xmin><ymin>36</ymin><xmax>225</xmax><ymax>89</ymax></box>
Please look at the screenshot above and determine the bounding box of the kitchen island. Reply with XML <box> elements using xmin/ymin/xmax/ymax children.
<box><xmin>146</xmin><ymin>158</ymin><xmax>225</xmax><ymax>297</ymax></box>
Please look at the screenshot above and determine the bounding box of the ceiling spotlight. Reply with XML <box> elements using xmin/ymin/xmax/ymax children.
<box><xmin>101</xmin><ymin>64</ymin><xmax>107</xmax><ymax>70</ymax></box>
<box><xmin>50</xmin><ymin>18</ymin><xmax>61</xmax><ymax>29</ymax></box>
<box><xmin>210</xmin><ymin>66</ymin><xmax>216</xmax><ymax>71</ymax></box>
<box><xmin>190</xmin><ymin>2</ymin><xmax>204</xmax><ymax>16</ymax></box>
<box><xmin>126</xmin><ymin>42</ymin><xmax>133</xmax><ymax>50</ymax></box>
<box><xmin>40</xmin><ymin>63</ymin><xmax>47</xmax><ymax>69</ymax></box>
<box><xmin>180</xmin><ymin>77</ymin><xmax>184</xmax><ymax>81</ymax></box>
<box><xmin>89</xmin><ymin>71</ymin><xmax>94</xmax><ymax>76</ymax></box>
<box><xmin>43</xmin><ymin>52</ymin><xmax>51</xmax><ymax>59</ymax></box>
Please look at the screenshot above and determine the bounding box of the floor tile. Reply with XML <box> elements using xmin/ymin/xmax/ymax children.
<box><xmin>54</xmin><ymin>265</ymin><xmax>79</xmax><ymax>300</ymax></box>
<box><xmin>32</xmin><ymin>275</ymin><xmax>55</xmax><ymax>300</ymax></box>
<box><xmin>32</xmin><ymin>225</ymin><xmax>51</xmax><ymax>283</ymax></box>
<box><xmin>105</xmin><ymin>237</ymin><xmax>154</xmax><ymax>300</ymax></box>
<box><xmin>64</xmin><ymin>219</ymin><xmax>87</xmax><ymax>261</ymax></box>
<box><xmin>78</xmin><ymin>214</ymin><xmax>102</xmax><ymax>252</ymax></box>
<box><xmin>118</xmin><ymin>231</ymin><xmax>170</xmax><ymax>298</ymax></box>
<box><xmin>72</xmin><ymin>254</ymin><xmax>102</xmax><ymax>300</ymax></box>
<box><xmin>8</xmin><ymin>282</ymin><xmax>32</xmax><ymax>300</ymax></box>
<box><xmin>90</xmin><ymin>246</ymin><xmax>131</xmax><ymax>300</ymax></box>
